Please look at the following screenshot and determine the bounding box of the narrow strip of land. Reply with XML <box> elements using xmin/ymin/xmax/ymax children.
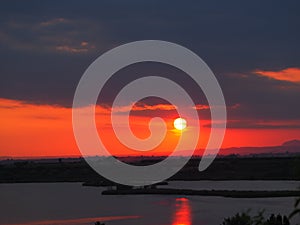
<box><xmin>102</xmin><ymin>188</ymin><xmax>300</xmax><ymax>198</ymax></box>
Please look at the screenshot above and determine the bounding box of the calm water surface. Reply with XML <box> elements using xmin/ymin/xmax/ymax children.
<box><xmin>0</xmin><ymin>182</ymin><xmax>299</xmax><ymax>225</ymax></box>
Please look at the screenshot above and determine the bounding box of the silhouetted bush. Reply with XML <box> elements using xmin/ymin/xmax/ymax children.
<box><xmin>94</xmin><ymin>222</ymin><xmax>105</xmax><ymax>225</ymax></box>
<box><xmin>264</xmin><ymin>214</ymin><xmax>290</xmax><ymax>225</ymax></box>
<box><xmin>222</xmin><ymin>194</ymin><xmax>300</xmax><ymax>225</ymax></box>
<box><xmin>221</xmin><ymin>212</ymin><xmax>290</xmax><ymax>225</ymax></box>
<box><xmin>222</xmin><ymin>212</ymin><xmax>252</xmax><ymax>225</ymax></box>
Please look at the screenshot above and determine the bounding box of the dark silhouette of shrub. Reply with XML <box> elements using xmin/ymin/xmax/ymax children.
<box><xmin>222</xmin><ymin>212</ymin><xmax>252</xmax><ymax>225</ymax></box>
<box><xmin>221</xmin><ymin>212</ymin><xmax>290</xmax><ymax>225</ymax></box>
<box><xmin>94</xmin><ymin>221</ymin><xmax>105</xmax><ymax>225</ymax></box>
<box><xmin>264</xmin><ymin>214</ymin><xmax>290</xmax><ymax>225</ymax></box>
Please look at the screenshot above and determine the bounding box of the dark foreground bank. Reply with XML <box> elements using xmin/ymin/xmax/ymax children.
<box><xmin>1</xmin><ymin>157</ymin><xmax>300</xmax><ymax>183</ymax></box>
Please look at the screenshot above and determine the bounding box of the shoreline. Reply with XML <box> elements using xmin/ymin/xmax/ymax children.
<box><xmin>1</xmin><ymin>178</ymin><xmax>300</xmax><ymax>184</ymax></box>
<box><xmin>102</xmin><ymin>188</ymin><xmax>300</xmax><ymax>198</ymax></box>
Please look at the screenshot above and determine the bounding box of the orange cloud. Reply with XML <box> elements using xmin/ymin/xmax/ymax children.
<box><xmin>113</xmin><ymin>103</ymin><xmax>176</xmax><ymax>113</ymax></box>
<box><xmin>55</xmin><ymin>45</ymin><xmax>89</xmax><ymax>53</ymax></box>
<box><xmin>192</xmin><ymin>104</ymin><xmax>239</xmax><ymax>111</ymax></box>
<box><xmin>95</xmin><ymin>103</ymin><xmax>177</xmax><ymax>115</ymax></box>
<box><xmin>193</xmin><ymin>104</ymin><xmax>210</xmax><ymax>110</ymax></box>
<box><xmin>254</xmin><ymin>67</ymin><xmax>300</xmax><ymax>83</ymax></box>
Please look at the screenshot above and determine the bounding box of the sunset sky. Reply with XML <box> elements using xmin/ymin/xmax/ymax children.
<box><xmin>1</xmin><ymin>1</ymin><xmax>300</xmax><ymax>157</ymax></box>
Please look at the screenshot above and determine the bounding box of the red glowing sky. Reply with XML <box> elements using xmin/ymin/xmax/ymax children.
<box><xmin>1</xmin><ymin>97</ymin><xmax>299</xmax><ymax>157</ymax></box>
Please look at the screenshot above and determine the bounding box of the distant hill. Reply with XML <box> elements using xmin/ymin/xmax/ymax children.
<box><xmin>282</xmin><ymin>139</ymin><xmax>300</xmax><ymax>147</ymax></box>
<box><xmin>217</xmin><ymin>140</ymin><xmax>300</xmax><ymax>157</ymax></box>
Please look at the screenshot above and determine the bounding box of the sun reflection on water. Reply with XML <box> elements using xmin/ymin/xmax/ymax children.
<box><xmin>172</xmin><ymin>197</ymin><xmax>192</xmax><ymax>225</ymax></box>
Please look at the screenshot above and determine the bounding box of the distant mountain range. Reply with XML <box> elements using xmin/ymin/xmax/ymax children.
<box><xmin>282</xmin><ymin>139</ymin><xmax>300</xmax><ymax>147</ymax></box>
<box><xmin>218</xmin><ymin>139</ymin><xmax>300</xmax><ymax>156</ymax></box>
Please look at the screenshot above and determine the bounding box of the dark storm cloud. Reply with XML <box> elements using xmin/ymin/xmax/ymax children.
<box><xmin>220</xmin><ymin>73</ymin><xmax>300</xmax><ymax>120</ymax></box>
<box><xmin>0</xmin><ymin>0</ymin><xmax>300</xmax><ymax>124</ymax></box>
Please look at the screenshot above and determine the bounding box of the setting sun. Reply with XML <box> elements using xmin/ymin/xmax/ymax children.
<box><xmin>174</xmin><ymin>118</ymin><xmax>187</xmax><ymax>131</ymax></box>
